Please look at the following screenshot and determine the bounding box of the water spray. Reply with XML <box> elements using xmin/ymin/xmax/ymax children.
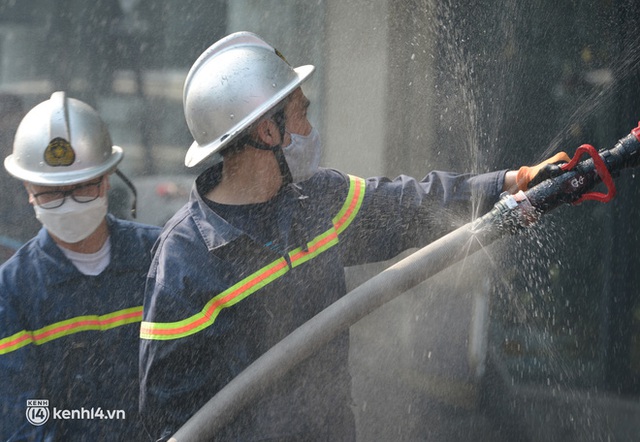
<box><xmin>169</xmin><ymin>122</ymin><xmax>640</xmax><ymax>442</ymax></box>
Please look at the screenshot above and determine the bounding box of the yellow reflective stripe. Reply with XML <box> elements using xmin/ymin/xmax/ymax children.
<box><xmin>289</xmin><ymin>175</ymin><xmax>364</xmax><ymax>269</ymax></box>
<box><xmin>289</xmin><ymin>228</ymin><xmax>339</xmax><ymax>269</ymax></box>
<box><xmin>141</xmin><ymin>174</ymin><xmax>366</xmax><ymax>341</ymax></box>
<box><xmin>333</xmin><ymin>176</ymin><xmax>365</xmax><ymax>235</ymax></box>
<box><xmin>0</xmin><ymin>330</ymin><xmax>32</xmax><ymax>355</ymax></box>
<box><xmin>140</xmin><ymin>258</ymin><xmax>290</xmax><ymax>340</ymax></box>
<box><xmin>0</xmin><ymin>306</ymin><xmax>143</xmax><ymax>355</ymax></box>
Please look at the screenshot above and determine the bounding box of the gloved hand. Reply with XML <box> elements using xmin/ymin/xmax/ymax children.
<box><xmin>516</xmin><ymin>151</ymin><xmax>571</xmax><ymax>191</ymax></box>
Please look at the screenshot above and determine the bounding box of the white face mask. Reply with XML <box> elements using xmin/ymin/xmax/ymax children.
<box><xmin>282</xmin><ymin>127</ymin><xmax>322</xmax><ymax>183</ymax></box>
<box><xmin>34</xmin><ymin>196</ymin><xmax>108</xmax><ymax>243</ymax></box>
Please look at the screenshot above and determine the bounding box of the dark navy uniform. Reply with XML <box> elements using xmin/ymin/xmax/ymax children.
<box><xmin>0</xmin><ymin>215</ymin><xmax>160</xmax><ymax>441</ymax></box>
<box><xmin>140</xmin><ymin>166</ymin><xmax>506</xmax><ymax>441</ymax></box>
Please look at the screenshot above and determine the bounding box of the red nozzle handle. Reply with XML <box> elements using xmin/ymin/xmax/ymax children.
<box><xmin>632</xmin><ymin>121</ymin><xmax>640</xmax><ymax>143</ymax></box>
<box><xmin>560</xmin><ymin>144</ymin><xmax>616</xmax><ymax>204</ymax></box>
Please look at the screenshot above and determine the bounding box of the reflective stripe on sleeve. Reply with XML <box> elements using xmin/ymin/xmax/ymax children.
<box><xmin>0</xmin><ymin>306</ymin><xmax>143</xmax><ymax>355</ymax></box>
<box><xmin>140</xmin><ymin>175</ymin><xmax>366</xmax><ymax>341</ymax></box>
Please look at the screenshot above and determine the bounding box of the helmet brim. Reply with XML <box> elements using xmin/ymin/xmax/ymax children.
<box><xmin>4</xmin><ymin>145</ymin><xmax>124</xmax><ymax>186</ymax></box>
<box><xmin>184</xmin><ymin>64</ymin><xmax>315</xmax><ymax>168</ymax></box>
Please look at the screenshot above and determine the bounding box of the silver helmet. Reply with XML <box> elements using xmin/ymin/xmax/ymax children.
<box><xmin>4</xmin><ymin>91</ymin><xmax>123</xmax><ymax>186</ymax></box>
<box><xmin>183</xmin><ymin>31</ymin><xmax>315</xmax><ymax>167</ymax></box>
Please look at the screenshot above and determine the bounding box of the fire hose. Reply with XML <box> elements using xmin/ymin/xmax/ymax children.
<box><xmin>169</xmin><ymin>122</ymin><xmax>640</xmax><ymax>442</ymax></box>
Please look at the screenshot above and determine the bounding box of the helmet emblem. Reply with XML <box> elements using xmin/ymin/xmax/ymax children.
<box><xmin>44</xmin><ymin>137</ymin><xmax>76</xmax><ymax>167</ymax></box>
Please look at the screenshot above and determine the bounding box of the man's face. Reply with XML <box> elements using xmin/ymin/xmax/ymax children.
<box><xmin>282</xmin><ymin>88</ymin><xmax>312</xmax><ymax>146</ymax></box>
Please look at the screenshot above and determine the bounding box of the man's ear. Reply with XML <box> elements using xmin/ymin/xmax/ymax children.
<box><xmin>255</xmin><ymin>119</ymin><xmax>281</xmax><ymax>147</ymax></box>
<box><xmin>23</xmin><ymin>182</ymin><xmax>35</xmax><ymax>205</ymax></box>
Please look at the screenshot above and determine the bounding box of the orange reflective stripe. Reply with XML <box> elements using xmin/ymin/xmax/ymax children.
<box><xmin>141</xmin><ymin>258</ymin><xmax>290</xmax><ymax>340</ymax></box>
<box><xmin>0</xmin><ymin>306</ymin><xmax>143</xmax><ymax>355</ymax></box>
<box><xmin>333</xmin><ymin>174</ymin><xmax>364</xmax><ymax>235</ymax></box>
<box><xmin>141</xmin><ymin>175</ymin><xmax>366</xmax><ymax>341</ymax></box>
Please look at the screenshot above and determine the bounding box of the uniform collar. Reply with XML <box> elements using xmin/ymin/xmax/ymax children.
<box><xmin>188</xmin><ymin>165</ymin><xmax>319</xmax><ymax>253</ymax></box>
<box><xmin>188</xmin><ymin>166</ymin><xmax>245</xmax><ymax>251</ymax></box>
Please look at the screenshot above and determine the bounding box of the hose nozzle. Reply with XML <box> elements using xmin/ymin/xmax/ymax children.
<box><xmin>478</xmin><ymin>121</ymin><xmax>640</xmax><ymax>238</ymax></box>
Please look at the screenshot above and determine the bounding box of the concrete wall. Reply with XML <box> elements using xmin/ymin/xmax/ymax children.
<box><xmin>322</xmin><ymin>0</ymin><xmax>390</xmax><ymax>177</ymax></box>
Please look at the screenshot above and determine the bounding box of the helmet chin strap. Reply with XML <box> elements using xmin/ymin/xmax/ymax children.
<box><xmin>244</xmin><ymin>138</ymin><xmax>293</xmax><ymax>186</ymax></box>
<box><xmin>273</xmin><ymin>146</ymin><xmax>293</xmax><ymax>186</ymax></box>
<box><xmin>245</xmin><ymin>108</ymin><xmax>293</xmax><ymax>185</ymax></box>
<box><xmin>114</xmin><ymin>169</ymin><xmax>138</xmax><ymax>218</ymax></box>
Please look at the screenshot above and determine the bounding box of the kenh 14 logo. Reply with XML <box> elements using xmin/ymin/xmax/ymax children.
<box><xmin>26</xmin><ymin>399</ymin><xmax>50</xmax><ymax>426</ymax></box>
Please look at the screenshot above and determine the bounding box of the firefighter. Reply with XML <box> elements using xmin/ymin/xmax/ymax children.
<box><xmin>139</xmin><ymin>32</ymin><xmax>565</xmax><ymax>441</ymax></box>
<box><xmin>0</xmin><ymin>92</ymin><xmax>160</xmax><ymax>440</ymax></box>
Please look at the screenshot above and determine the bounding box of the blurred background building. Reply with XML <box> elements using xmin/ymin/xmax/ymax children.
<box><xmin>1</xmin><ymin>1</ymin><xmax>639</xmax><ymax>440</ymax></box>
